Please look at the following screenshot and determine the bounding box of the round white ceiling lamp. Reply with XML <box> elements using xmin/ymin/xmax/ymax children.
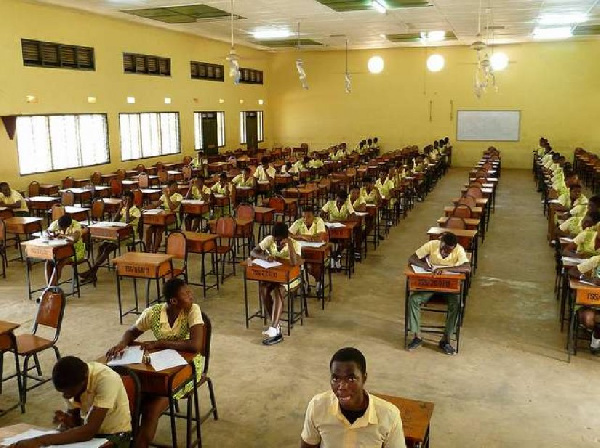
<box><xmin>490</xmin><ymin>52</ymin><xmax>509</xmax><ymax>71</ymax></box>
<box><xmin>426</xmin><ymin>54</ymin><xmax>445</xmax><ymax>72</ymax></box>
<box><xmin>367</xmin><ymin>56</ymin><xmax>384</xmax><ymax>74</ymax></box>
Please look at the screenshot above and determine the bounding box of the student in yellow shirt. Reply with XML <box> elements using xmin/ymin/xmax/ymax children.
<box><xmin>46</xmin><ymin>215</ymin><xmax>85</xmax><ymax>287</ymax></box>
<box><xmin>210</xmin><ymin>172</ymin><xmax>231</xmax><ymax>218</ymax></box>
<box><xmin>375</xmin><ymin>171</ymin><xmax>394</xmax><ymax>200</ymax></box>
<box><xmin>9</xmin><ymin>356</ymin><xmax>132</xmax><ymax>448</ymax></box>
<box><xmin>281</xmin><ymin>161</ymin><xmax>293</xmax><ymax>174</ymax></box>
<box><xmin>564</xmin><ymin>212</ymin><xmax>600</xmax><ymax>257</ymax></box>
<box><xmin>254</xmin><ymin>157</ymin><xmax>276</xmax><ymax>182</ymax></box>
<box><xmin>322</xmin><ymin>191</ymin><xmax>355</xmax><ymax>221</ymax></box>
<box><xmin>0</xmin><ymin>182</ymin><xmax>28</xmax><ymax>216</ymax></box>
<box><xmin>250</xmin><ymin>222</ymin><xmax>302</xmax><ymax>345</ymax></box>
<box><xmin>183</xmin><ymin>176</ymin><xmax>211</xmax><ymax>232</ymax></box>
<box><xmin>80</xmin><ymin>191</ymin><xmax>141</xmax><ymax>284</ymax></box>
<box><xmin>569</xmin><ymin>256</ymin><xmax>600</xmax><ymax>354</ymax></box>
<box><xmin>406</xmin><ymin>232</ymin><xmax>471</xmax><ymax>355</ymax></box>
<box><xmin>106</xmin><ymin>278</ymin><xmax>204</xmax><ymax>448</ymax></box>
<box><xmin>360</xmin><ymin>177</ymin><xmax>381</xmax><ymax>205</ymax></box>
<box><xmin>556</xmin><ymin>184</ymin><xmax>583</xmax><ymax>212</ymax></box>
<box><xmin>232</xmin><ymin>167</ymin><xmax>256</xmax><ymax>188</ymax></box>
<box><xmin>349</xmin><ymin>186</ymin><xmax>366</xmax><ymax>212</ymax></box>
<box><xmin>300</xmin><ymin>347</ymin><xmax>405</xmax><ymax>448</ymax></box>
<box><xmin>144</xmin><ymin>180</ymin><xmax>182</xmax><ymax>253</ymax></box>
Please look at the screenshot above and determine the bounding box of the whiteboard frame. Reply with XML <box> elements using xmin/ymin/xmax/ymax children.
<box><xmin>456</xmin><ymin>110</ymin><xmax>521</xmax><ymax>142</ymax></box>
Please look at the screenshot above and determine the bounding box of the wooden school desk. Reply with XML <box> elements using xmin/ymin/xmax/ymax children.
<box><xmin>253</xmin><ymin>206</ymin><xmax>274</xmax><ymax>240</ymax></box>
<box><xmin>181</xmin><ymin>200</ymin><xmax>210</xmax><ymax>230</ymax></box>
<box><xmin>374</xmin><ymin>394</ymin><xmax>434</xmax><ymax>448</ymax></box>
<box><xmin>242</xmin><ymin>260</ymin><xmax>304</xmax><ymax>336</ymax></box>
<box><xmin>88</xmin><ymin>222</ymin><xmax>134</xmax><ymax>262</ymax></box>
<box><xmin>0</xmin><ymin>321</ymin><xmax>23</xmax><ymax>416</ymax></box>
<box><xmin>102</xmin><ymin>198</ymin><xmax>123</xmax><ymax>215</ymax></box>
<box><xmin>121</xmin><ymin>179</ymin><xmax>139</xmax><ymax>191</ymax></box>
<box><xmin>25</xmin><ymin>196</ymin><xmax>60</xmax><ymax>222</ymax></box>
<box><xmin>567</xmin><ymin>279</ymin><xmax>600</xmax><ymax>362</ymax></box>
<box><xmin>5</xmin><ymin>217</ymin><xmax>43</xmax><ymax>261</ymax></box>
<box><xmin>404</xmin><ymin>267</ymin><xmax>467</xmax><ymax>352</ymax></box>
<box><xmin>112</xmin><ymin>252</ymin><xmax>174</xmax><ymax>324</ymax></box>
<box><xmin>426</xmin><ymin>226</ymin><xmax>478</xmax><ymax>270</ymax></box>
<box><xmin>140</xmin><ymin>189</ymin><xmax>161</xmax><ymax>204</ymax></box>
<box><xmin>436</xmin><ymin>217</ymin><xmax>481</xmax><ymax>231</ymax></box>
<box><xmin>298</xmin><ymin>241</ymin><xmax>332</xmax><ymax>308</ymax></box>
<box><xmin>37</xmin><ymin>184</ymin><xmax>58</xmax><ymax>196</ymax></box>
<box><xmin>327</xmin><ymin>221</ymin><xmax>360</xmax><ymax>278</ymax></box>
<box><xmin>22</xmin><ymin>239</ymin><xmax>76</xmax><ymax>300</ymax></box>
<box><xmin>0</xmin><ymin>208</ymin><xmax>13</xmax><ymax>220</ymax></box>
<box><xmin>64</xmin><ymin>206</ymin><xmax>90</xmax><ymax>223</ymax></box>
<box><xmin>100</xmin><ymin>173</ymin><xmax>117</xmax><ymax>185</ymax></box>
<box><xmin>452</xmin><ymin>197</ymin><xmax>490</xmax><ymax>230</ymax></box>
<box><xmin>142</xmin><ymin>210</ymin><xmax>176</xmax><ymax>228</ymax></box>
<box><xmin>183</xmin><ymin>232</ymin><xmax>219</xmax><ymax>297</ymax></box>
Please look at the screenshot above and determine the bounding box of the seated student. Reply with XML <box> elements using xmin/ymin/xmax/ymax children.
<box><xmin>254</xmin><ymin>157</ymin><xmax>276</xmax><ymax>182</ymax></box>
<box><xmin>412</xmin><ymin>155</ymin><xmax>425</xmax><ymax>173</ymax></box>
<box><xmin>300</xmin><ymin>347</ymin><xmax>405</xmax><ymax>448</ymax></box>
<box><xmin>280</xmin><ymin>161</ymin><xmax>293</xmax><ymax>174</ymax></box>
<box><xmin>0</xmin><ymin>182</ymin><xmax>28</xmax><ymax>216</ymax></box>
<box><xmin>349</xmin><ymin>186</ymin><xmax>366</xmax><ymax>212</ymax></box>
<box><xmin>331</xmin><ymin>146</ymin><xmax>346</xmax><ymax>161</ymax></box>
<box><xmin>46</xmin><ymin>215</ymin><xmax>85</xmax><ymax>287</ymax></box>
<box><xmin>80</xmin><ymin>191</ymin><xmax>141</xmax><ymax>283</ymax></box>
<box><xmin>289</xmin><ymin>207</ymin><xmax>328</xmax><ymax>294</ymax></box>
<box><xmin>360</xmin><ymin>177</ymin><xmax>381</xmax><ymax>205</ymax></box>
<box><xmin>555</xmin><ymin>183</ymin><xmax>583</xmax><ymax>214</ymax></box>
<box><xmin>322</xmin><ymin>190</ymin><xmax>355</xmax><ymax>221</ymax></box>
<box><xmin>372</xmin><ymin>137</ymin><xmax>380</xmax><ymax>152</ymax></box>
<box><xmin>375</xmin><ymin>171</ymin><xmax>395</xmax><ymax>201</ymax></box>
<box><xmin>210</xmin><ymin>172</ymin><xmax>231</xmax><ymax>218</ymax></box>
<box><xmin>106</xmin><ymin>278</ymin><xmax>204</xmax><ymax>448</ymax></box>
<box><xmin>569</xmin><ymin>189</ymin><xmax>589</xmax><ymax>218</ymax></box>
<box><xmin>184</xmin><ymin>176</ymin><xmax>211</xmax><ymax>231</ymax></box>
<box><xmin>190</xmin><ymin>152</ymin><xmax>204</xmax><ymax>170</ymax></box>
<box><xmin>250</xmin><ymin>222</ymin><xmax>301</xmax><ymax>346</ymax></box>
<box><xmin>557</xmin><ymin>211</ymin><xmax>594</xmax><ymax>238</ymax></box>
<box><xmin>564</xmin><ymin>212</ymin><xmax>600</xmax><ymax>257</ymax></box>
<box><xmin>307</xmin><ymin>156</ymin><xmax>324</xmax><ymax>170</ymax></box>
<box><xmin>144</xmin><ymin>180</ymin><xmax>182</xmax><ymax>253</ymax></box>
<box><xmin>9</xmin><ymin>356</ymin><xmax>131</xmax><ymax>448</ymax></box>
<box><xmin>288</xmin><ymin>157</ymin><xmax>305</xmax><ymax>174</ymax></box>
<box><xmin>569</xmin><ymin>256</ymin><xmax>600</xmax><ymax>354</ymax></box>
<box><xmin>232</xmin><ymin>166</ymin><xmax>256</xmax><ymax>188</ymax></box>
<box><xmin>406</xmin><ymin>232</ymin><xmax>471</xmax><ymax>355</ymax></box>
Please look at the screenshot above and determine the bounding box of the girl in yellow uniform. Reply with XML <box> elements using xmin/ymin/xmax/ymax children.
<box><xmin>184</xmin><ymin>176</ymin><xmax>211</xmax><ymax>231</ymax></box>
<box><xmin>46</xmin><ymin>215</ymin><xmax>84</xmax><ymax>286</ymax></box>
<box><xmin>145</xmin><ymin>180</ymin><xmax>182</xmax><ymax>253</ymax></box>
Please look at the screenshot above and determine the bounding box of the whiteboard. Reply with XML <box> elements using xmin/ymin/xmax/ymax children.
<box><xmin>456</xmin><ymin>110</ymin><xmax>521</xmax><ymax>141</ymax></box>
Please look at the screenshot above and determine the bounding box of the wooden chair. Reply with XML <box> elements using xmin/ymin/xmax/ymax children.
<box><xmin>445</xmin><ymin>216</ymin><xmax>466</xmax><ymax>230</ymax></box>
<box><xmin>183</xmin><ymin>155</ymin><xmax>192</xmax><ymax>165</ymax></box>
<box><xmin>6</xmin><ymin>287</ymin><xmax>66</xmax><ymax>405</ymax></box>
<box><xmin>138</xmin><ymin>173</ymin><xmax>149</xmax><ymax>189</ymax></box>
<box><xmin>267</xmin><ymin>195</ymin><xmax>287</xmax><ymax>225</ymax></box>
<box><xmin>234</xmin><ymin>204</ymin><xmax>255</xmax><ymax>259</ymax></box>
<box><xmin>155</xmin><ymin>161</ymin><xmax>164</xmax><ymax>172</ymax></box>
<box><xmin>90</xmin><ymin>198</ymin><xmax>105</xmax><ymax>224</ymax></box>
<box><xmin>135</xmin><ymin>164</ymin><xmax>146</xmax><ymax>173</ymax></box>
<box><xmin>90</xmin><ymin>171</ymin><xmax>102</xmax><ymax>186</ymax></box>
<box><xmin>158</xmin><ymin>170</ymin><xmax>168</xmax><ymax>185</ymax></box>
<box><xmin>110</xmin><ymin>179</ymin><xmax>123</xmax><ymax>198</ymax></box>
<box><xmin>451</xmin><ymin>204</ymin><xmax>473</xmax><ymax>219</ymax></box>
<box><xmin>215</xmin><ymin>217</ymin><xmax>237</xmax><ymax>284</ymax></box>
<box><xmin>132</xmin><ymin>189</ymin><xmax>144</xmax><ymax>208</ymax></box>
<box><xmin>465</xmin><ymin>187</ymin><xmax>483</xmax><ymax>199</ymax></box>
<box><xmin>27</xmin><ymin>181</ymin><xmax>40</xmax><ymax>198</ymax></box>
<box><xmin>61</xmin><ymin>177</ymin><xmax>74</xmax><ymax>189</ymax></box>
<box><xmin>182</xmin><ymin>165</ymin><xmax>192</xmax><ymax>181</ymax></box>
<box><xmin>166</xmin><ymin>232</ymin><xmax>188</xmax><ymax>283</ymax></box>
<box><xmin>457</xmin><ymin>196</ymin><xmax>476</xmax><ymax>209</ymax></box>
<box><xmin>60</xmin><ymin>190</ymin><xmax>74</xmax><ymax>207</ymax></box>
<box><xmin>116</xmin><ymin>169</ymin><xmax>127</xmax><ymax>181</ymax></box>
<box><xmin>110</xmin><ymin>366</ymin><xmax>141</xmax><ymax>444</ymax></box>
<box><xmin>51</xmin><ymin>204</ymin><xmax>65</xmax><ymax>222</ymax></box>
<box><xmin>0</xmin><ymin>220</ymin><xmax>7</xmax><ymax>278</ymax></box>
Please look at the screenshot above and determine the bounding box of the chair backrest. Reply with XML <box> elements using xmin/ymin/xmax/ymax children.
<box><xmin>60</xmin><ymin>190</ymin><xmax>74</xmax><ymax>206</ymax></box>
<box><xmin>166</xmin><ymin>231</ymin><xmax>187</xmax><ymax>261</ymax></box>
<box><xmin>51</xmin><ymin>204</ymin><xmax>66</xmax><ymax>221</ymax></box>
<box><xmin>34</xmin><ymin>287</ymin><xmax>66</xmax><ymax>342</ymax></box>
<box><xmin>28</xmin><ymin>181</ymin><xmax>40</xmax><ymax>197</ymax></box>
<box><xmin>158</xmin><ymin>170</ymin><xmax>168</xmax><ymax>184</ymax></box>
<box><xmin>0</xmin><ymin>219</ymin><xmax>6</xmax><ymax>244</ymax></box>
<box><xmin>465</xmin><ymin>187</ymin><xmax>483</xmax><ymax>199</ymax></box>
<box><xmin>91</xmin><ymin>198</ymin><xmax>105</xmax><ymax>221</ymax></box>
<box><xmin>236</xmin><ymin>203</ymin><xmax>255</xmax><ymax>220</ymax></box>
<box><xmin>155</xmin><ymin>161</ymin><xmax>164</xmax><ymax>172</ymax></box>
<box><xmin>183</xmin><ymin>155</ymin><xmax>192</xmax><ymax>165</ymax></box>
<box><xmin>132</xmin><ymin>189</ymin><xmax>144</xmax><ymax>207</ymax></box>
<box><xmin>110</xmin><ymin>366</ymin><xmax>141</xmax><ymax>443</ymax></box>
<box><xmin>182</xmin><ymin>165</ymin><xmax>192</xmax><ymax>181</ymax></box>
<box><xmin>90</xmin><ymin>172</ymin><xmax>102</xmax><ymax>185</ymax></box>
<box><xmin>451</xmin><ymin>204</ymin><xmax>472</xmax><ymax>219</ymax></box>
<box><xmin>267</xmin><ymin>196</ymin><xmax>286</xmax><ymax>214</ymax></box>
<box><xmin>469</xmin><ymin>181</ymin><xmax>483</xmax><ymax>189</ymax></box>
<box><xmin>62</xmin><ymin>177</ymin><xmax>74</xmax><ymax>189</ymax></box>
<box><xmin>457</xmin><ymin>196</ymin><xmax>476</xmax><ymax>209</ymax></box>
<box><xmin>116</xmin><ymin>169</ymin><xmax>126</xmax><ymax>181</ymax></box>
<box><xmin>445</xmin><ymin>216</ymin><xmax>466</xmax><ymax>230</ymax></box>
<box><xmin>111</xmin><ymin>178</ymin><xmax>123</xmax><ymax>197</ymax></box>
<box><xmin>216</xmin><ymin>216</ymin><xmax>236</xmax><ymax>238</ymax></box>
<box><xmin>138</xmin><ymin>173</ymin><xmax>149</xmax><ymax>189</ymax></box>
<box><xmin>136</xmin><ymin>164</ymin><xmax>146</xmax><ymax>173</ymax></box>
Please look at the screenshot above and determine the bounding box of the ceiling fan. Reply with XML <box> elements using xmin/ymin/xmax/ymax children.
<box><xmin>225</xmin><ymin>0</ymin><xmax>240</xmax><ymax>85</ymax></box>
<box><xmin>471</xmin><ymin>0</ymin><xmax>496</xmax><ymax>98</ymax></box>
<box><xmin>295</xmin><ymin>22</ymin><xmax>309</xmax><ymax>90</ymax></box>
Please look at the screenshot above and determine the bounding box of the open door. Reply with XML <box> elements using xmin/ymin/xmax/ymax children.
<box><xmin>200</xmin><ymin>112</ymin><xmax>219</xmax><ymax>155</ymax></box>
<box><xmin>245</xmin><ymin>111</ymin><xmax>258</xmax><ymax>151</ymax></box>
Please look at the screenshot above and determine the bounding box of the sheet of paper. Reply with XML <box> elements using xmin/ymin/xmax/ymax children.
<box><xmin>213</xmin><ymin>194</ymin><xmax>225</xmax><ymax>199</ymax></box>
<box><xmin>325</xmin><ymin>222</ymin><xmax>346</xmax><ymax>228</ymax></box>
<box><xmin>31</xmin><ymin>238</ymin><xmax>68</xmax><ymax>247</ymax></box>
<box><xmin>548</xmin><ymin>199</ymin><xmax>562</xmax><ymax>205</ymax></box>
<box><xmin>107</xmin><ymin>345</ymin><xmax>144</xmax><ymax>366</ymax></box>
<box><xmin>562</xmin><ymin>257</ymin><xmax>583</xmax><ymax>264</ymax></box>
<box><xmin>578</xmin><ymin>279</ymin><xmax>598</xmax><ymax>287</ymax></box>
<box><xmin>181</xmin><ymin>200</ymin><xmax>205</xmax><ymax>205</ymax></box>
<box><xmin>298</xmin><ymin>241</ymin><xmax>326</xmax><ymax>249</ymax></box>
<box><xmin>47</xmin><ymin>439</ymin><xmax>109</xmax><ymax>448</ymax></box>
<box><xmin>252</xmin><ymin>259</ymin><xmax>283</xmax><ymax>269</ymax></box>
<box><xmin>559</xmin><ymin>237</ymin><xmax>574</xmax><ymax>244</ymax></box>
<box><xmin>1</xmin><ymin>429</ymin><xmax>57</xmax><ymax>444</ymax></box>
<box><xmin>149</xmin><ymin>349</ymin><xmax>188</xmax><ymax>372</ymax></box>
<box><xmin>143</xmin><ymin>209</ymin><xmax>163</xmax><ymax>214</ymax></box>
<box><xmin>410</xmin><ymin>264</ymin><xmax>430</xmax><ymax>274</ymax></box>
<box><xmin>354</xmin><ymin>212</ymin><xmax>368</xmax><ymax>217</ymax></box>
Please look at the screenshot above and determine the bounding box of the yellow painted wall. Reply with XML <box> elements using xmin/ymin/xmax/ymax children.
<box><xmin>0</xmin><ymin>0</ymin><xmax>271</xmax><ymax>189</ymax></box>
<box><xmin>269</xmin><ymin>41</ymin><xmax>600</xmax><ymax>168</ymax></box>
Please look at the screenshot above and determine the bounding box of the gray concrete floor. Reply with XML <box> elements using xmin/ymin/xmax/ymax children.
<box><xmin>0</xmin><ymin>168</ymin><xmax>598</xmax><ymax>447</ymax></box>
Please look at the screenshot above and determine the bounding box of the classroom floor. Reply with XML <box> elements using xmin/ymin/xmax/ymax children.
<box><xmin>0</xmin><ymin>168</ymin><xmax>598</xmax><ymax>447</ymax></box>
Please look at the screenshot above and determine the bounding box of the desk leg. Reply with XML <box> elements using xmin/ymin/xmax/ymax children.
<box><xmin>404</xmin><ymin>279</ymin><xmax>409</xmax><ymax>349</ymax></box>
<box><xmin>244</xmin><ymin>274</ymin><xmax>249</xmax><ymax>328</ymax></box>
<box><xmin>116</xmin><ymin>275</ymin><xmax>123</xmax><ymax>325</ymax></box>
<box><xmin>201</xmin><ymin>252</ymin><xmax>207</xmax><ymax>298</ymax></box>
<box><xmin>287</xmin><ymin>282</ymin><xmax>292</xmax><ymax>336</ymax></box>
<box><xmin>26</xmin><ymin>258</ymin><xmax>32</xmax><ymax>301</ymax></box>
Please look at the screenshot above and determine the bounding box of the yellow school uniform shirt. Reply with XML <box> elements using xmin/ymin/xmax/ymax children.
<box><xmin>211</xmin><ymin>182</ymin><xmax>229</xmax><ymax>195</ymax></box>
<box><xmin>289</xmin><ymin>217</ymin><xmax>326</xmax><ymax>236</ymax></box>
<box><xmin>570</xmin><ymin>194</ymin><xmax>588</xmax><ymax>217</ymax></box>
<box><xmin>414</xmin><ymin>240</ymin><xmax>469</xmax><ymax>267</ymax></box>
<box><xmin>160</xmin><ymin>192</ymin><xmax>183</xmax><ymax>212</ymax></box>
<box><xmin>541</xmin><ymin>153</ymin><xmax>552</xmax><ymax>164</ymax></box>
<box><xmin>375</xmin><ymin>178</ymin><xmax>394</xmax><ymax>200</ymax></box>
<box><xmin>232</xmin><ymin>174</ymin><xmax>254</xmax><ymax>188</ymax></box>
<box><xmin>360</xmin><ymin>187</ymin><xmax>379</xmax><ymax>204</ymax></box>
<box><xmin>334</xmin><ymin>150</ymin><xmax>346</xmax><ymax>160</ymax></box>
<box><xmin>0</xmin><ymin>189</ymin><xmax>27</xmax><ymax>212</ymax></box>
<box><xmin>573</xmin><ymin>228</ymin><xmax>599</xmax><ymax>257</ymax></box>
<box><xmin>191</xmin><ymin>184</ymin><xmax>211</xmax><ymax>199</ymax></box>
<box><xmin>577</xmin><ymin>255</ymin><xmax>600</xmax><ymax>277</ymax></box>
<box><xmin>66</xmin><ymin>362</ymin><xmax>131</xmax><ymax>435</ymax></box>
<box><xmin>254</xmin><ymin>165</ymin><xmax>276</xmax><ymax>182</ymax></box>
<box><xmin>557</xmin><ymin>192</ymin><xmax>571</xmax><ymax>208</ymax></box>
<box><xmin>289</xmin><ymin>161</ymin><xmax>304</xmax><ymax>174</ymax></box>
<box><xmin>119</xmin><ymin>205</ymin><xmax>141</xmax><ymax>237</ymax></box>
<box><xmin>322</xmin><ymin>200</ymin><xmax>355</xmax><ymax>220</ymax></box>
<box><xmin>349</xmin><ymin>194</ymin><xmax>366</xmax><ymax>210</ymax></box>
<box><xmin>559</xmin><ymin>216</ymin><xmax>584</xmax><ymax>236</ymax></box>
<box><xmin>301</xmin><ymin>390</ymin><xmax>405</xmax><ymax>448</ymax></box>
<box><xmin>48</xmin><ymin>219</ymin><xmax>85</xmax><ymax>260</ymax></box>
<box><xmin>308</xmin><ymin>159</ymin><xmax>324</xmax><ymax>169</ymax></box>
<box><xmin>135</xmin><ymin>303</ymin><xmax>203</xmax><ymax>334</ymax></box>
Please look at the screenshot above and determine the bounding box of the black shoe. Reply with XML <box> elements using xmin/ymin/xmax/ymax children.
<box><xmin>262</xmin><ymin>333</ymin><xmax>283</xmax><ymax>346</ymax></box>
<box><xmin>407</xmin><ymin>337</ymin><xmax>423</xmax><ymax>351</ymax></box>
<box><xmin>439</xmin><ymin>340</ymin><xmax>456</xmax><ymax>355</ymax></box>
<box><xmin>590</xmin><ymin>346</ymin><xmax>600</xmax><ymax>356</ymax></box>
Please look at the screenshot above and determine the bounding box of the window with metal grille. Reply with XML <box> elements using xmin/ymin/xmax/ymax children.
<box><xmin>21</xmin><ymin>39</ymin><xmax>95</xmax><ymax>70</ymax></box>
<box><xmin>239</xmin><ymin>68</ymin><xmax>263</xmax><ymax>85</ymax></box>
<box><xmin>190</xmin><ymin>61</ymin><xmax>224</xmax><ymax>82</ymax></box>
<box><xmin>123</xmin><ymin>53</ymin><xmax>171</xmax><ymax>76</ymax></box>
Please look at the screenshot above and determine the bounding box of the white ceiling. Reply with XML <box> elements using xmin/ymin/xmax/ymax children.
<box><xmin>33</xmin><ymin>0</ymin><xmax>600</xmax><ymax>49</ymax></box>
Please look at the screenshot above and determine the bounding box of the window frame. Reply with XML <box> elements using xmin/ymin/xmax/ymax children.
<box><xmin>15</xmin><ymin>113</ymin><xmax>110</xmax><ymax>177</ymax></box>
<box><xmin>193</xmin><ymin>111</ymin><xmax>226</xmax><ymax>150</ymax></box>
<box><xmin>118</xmin><ymin>112</ymin><xmax>181</xmax><ymax>162</ymax></box>
<box><xmin>239</xmin><ymin>111</ymin><xmax>265</xmax><ymax>145</ymax></box>
<box><xmin>21</xmin><ymin>38</ymin><xmax>96</xmax><ymax>71</ymax></box>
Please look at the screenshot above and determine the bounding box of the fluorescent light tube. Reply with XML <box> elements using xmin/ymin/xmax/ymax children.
<box><xmin>538</xmin><ymin>13</ymin><xmax>587</xmax><ymax>26</ymax></box>
<box><xmin>252</xmin><ymin>29</ymin><xmax>292</xmax><ymax>39</ymax></box>
<box><xmin>372</xmin><ymin>0</ymin><xmax>387</xmax><ymax>14</ymax></box>
<box><xmin>533</xmin><ymin>27</ymin><xmax>573</xmax><ymax>39</ymax></box>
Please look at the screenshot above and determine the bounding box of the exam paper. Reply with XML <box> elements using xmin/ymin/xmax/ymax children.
<box><xmin>562</xmin><ymin>257</ymin><xmax>583</xmax><ymax>264</ymax></box>
<box><xmin>149</xmin><ymin>349</ymin><xmax>188</xmax><ymax>371</ymax></box>
<box><xmin>48</xmin><ymin>439</ymin><xmax>109</xmax><ymax>448</ymax></box>
<box><xmin>410</xmin><ymin>265</ymin><xmax>430</xmax><ymax>274</ymax></box>
<box><xmin>107</xmin><ymin>345</ymin><xmax>144</xmax><ymax>366</ymax></box>
<box><xmin>143</xmin><ymin>209</ymin><xmax>163</xmax><ymax>214</ymax></box>
<box><xmin>1</xmin><ymin>429</ymin><xmax>57</xmax><ymax>444</ymax></box>
<box><xmin>298</xmin><ymin>241</ymin><xmax>326</xmax><ymax>249</ymax></box>
<box><xmin>354</xmin><ymin>212</ymin><xmax>368</xmax><ymax>217</ymax></box>
<box><xmin>252</xmin><ymin>259</ymin><xmax>283</xmax><ymax>269</ymax></box>
<box><xmin>324</xmin><ymin>222</ymin><xmax>346</xmax><ymax>228</ymax></box>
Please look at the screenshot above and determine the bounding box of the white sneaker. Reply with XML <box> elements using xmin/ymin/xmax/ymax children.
<box><xmin>264</xmin><ymin>326</ymin><xmax>280</xmax><ymax>338</ymax></box>
<box><xmin>330</xmin><ymin>258</ymin><xmax>336</xmax><ymax>268</ymax></box>
<box><xmin>591</xmin><ymin>335</ymin><xmax>600</xmax><ymax>349</ymax></box>
<box><xmin>335</xmin><ymin>259</ymin><xmax>342</xmax><ymax>269</ymax></box>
